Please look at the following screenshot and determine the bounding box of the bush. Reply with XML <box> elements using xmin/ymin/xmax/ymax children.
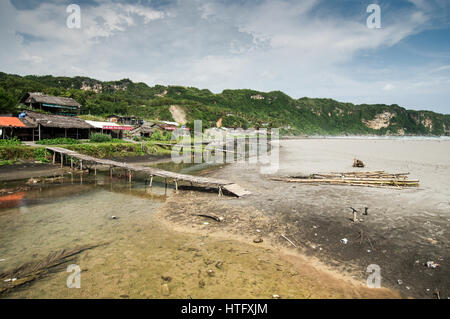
<box><xmin>0</xmin><ymin>137</ymin><xmax>22</xmax><ymax>146</ymax></box>
<box><xmin>35</xmin><ymin>138</ymin><xmax>80</xmax><ymax>145</ymax></box>
<box><xmin>150</xmin><ymin>130</ymin><xmax>172</xmax><ymax>141</ymax></box>
<box><xmin>34</xmin><ymin>148</ymin><xmax>51</xmax><ymax>163</ymax></box>
<box><xmin>90</xmin><ymin>133</ymin><xmax>112</xmax><ymax>143</ymax></box>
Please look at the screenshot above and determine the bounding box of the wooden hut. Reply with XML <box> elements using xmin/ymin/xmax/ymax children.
<box><xmin>20</xmin><ymin>93</ymin><xmax>81</xmax><ymax>116</ymax></box>
<box><xmin>20</xmin><ymin>111</ymin><xmax>93</xmax><ymax>141</ymax></box>
<box><xmin>0</xmin><ymin>117</ymin><xmax>32</xmax><ymax>140</ymax></box>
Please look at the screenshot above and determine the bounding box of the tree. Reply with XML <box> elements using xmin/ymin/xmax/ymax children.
<box><xmin>0</xmin><ymin>87</ymin><xmax>17</xmax><ymax>113</ymax></box>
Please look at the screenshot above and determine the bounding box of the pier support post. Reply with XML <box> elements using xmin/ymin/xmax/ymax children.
<box><xmin>128</xmin><ymin>170</ymin><xmax>132</xmax><ymax>183</ymax></box>
<box><xmin>218</xmin><ymin>186</ymin><xmax>223</xmax><ymax>197</ymax></box>
<box><xmin>149</xmin><ymin>175</ymin><xmax>153</xmax><ymax>188</ymax></box>
<box><xmin>60</xmin><ymin>154</ymin><xmax>63</xmax><ymax>168</ymax></box>
<box><xmin>175</xmin><ymin>179</ymin><xmax>178</xmax><ymax>194</ymax></box>
<box><xmin>80</xmin><ymin>160</ymin><xmax>83</xmax><ymax>171</ymax></box>
<box><xmin>94</xmin><ymin>165</ymin><xmax>97</xmax><ymax>176</ymax></box>
<box><xmin>52</xmin><ymin>152</ymin><xmax>56</xmax><ymax>165</ymax></box>
<box><xmin>71</xmin><ymin>158</ymin><xmax>73</xmax><ymax>169</ymax></box>
<box><xmin>110</xmin><ymin>166</ymin><xmax>113</xmax><ymax>178</ymax></box>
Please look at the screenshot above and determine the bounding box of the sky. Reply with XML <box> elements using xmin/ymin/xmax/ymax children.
<box><xmin>0</xmin><ymin>0</ymin><xmax>449</xmax><ymax>114</ymax></box>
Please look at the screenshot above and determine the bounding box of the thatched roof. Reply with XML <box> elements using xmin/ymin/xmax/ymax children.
<box><xmin>22</xmin><ymin>111</ymin><xmax>93</xmax><ymax>129</ymax></box>
<box><xmin>20</xmin><ymin>93</ymin><xmax>81</xmax><ymax>108</ymax></box>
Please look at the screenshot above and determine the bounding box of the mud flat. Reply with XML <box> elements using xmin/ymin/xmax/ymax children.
<box><xmin>159</xmin><ymin>138</ymin><xmax>449</xmax><ymax>299</ymax></box>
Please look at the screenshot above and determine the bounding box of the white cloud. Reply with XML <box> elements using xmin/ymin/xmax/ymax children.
<box><xmin>0</xmin><ymin>0</ymin><xmax>448</xmax><ymax>114</ymax></box>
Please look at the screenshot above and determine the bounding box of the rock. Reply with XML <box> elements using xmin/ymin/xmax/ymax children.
<box><xmin>199</xmin><ymin>279</ymin><xmax>205</xmax><ymax>288</ymax></box>
<box><xmin>207</xmin><ymin>269</ymin><xmax>215</xmax><ymax>277</ymax></box>
<box><xmin>340</xmin><ymin>238</ymin><xmax>348</xmax><ymax>244</ymax></box>
<box><xmin>161</xmin><ymin>275</ymin><xmax>172</xmax><ymax>282</ymax></box>
<box><xmin>161</xmin><ymin>283</ymin><xmax>170</xmax><ymax>296</ymax></box>
<box><xmin>111</xmin><ymin>216</ymin><xmax>118</xmax><ymax>220</ymax></box>
<box><xmin>253</xmin><ymin>237</ymin><xmax>263</xmax><ymax>244</ymax></box>
<box><xmin>215</xmin><ymin>260</ymin><xmax>223</xmax><ymax>270</ymax></box>
<box><xmin>272</xmin><ymin>294</ymin><xmax>281</xmax><ymax>299</ymax></box>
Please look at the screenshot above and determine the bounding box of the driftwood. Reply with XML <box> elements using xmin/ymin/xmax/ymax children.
<box><xmin>0</xmin><ymin>243</ymin><xmax>103</xmax><ymax>295</ymax></box>
<box><xmin>271</xmin><ymin>171</ymin><xmax>419</xmax><ymax>188</ymax></box>
<box><xmin>195</xmin><ymin>214</ymin><xmax>222</xmax><ymax>222</ymax></box>
<box><xmin>281</xmin><ymin>234</ymin><xmax>297</xmax><ymax>248</ymax></box>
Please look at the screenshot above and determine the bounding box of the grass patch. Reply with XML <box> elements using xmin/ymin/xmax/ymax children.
<box><xmin>35</xmin><ymin>138</ymin><xmax>81</xmax><ymax>145</ymax></box>
<box><xmin>0</xmin><ymin>137</ymin><xmax>22</xmax><ymax>146</ymax></box>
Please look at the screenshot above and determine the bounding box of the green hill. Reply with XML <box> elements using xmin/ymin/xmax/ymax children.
<box><xmin>0</xmin><ymin>72</ymin><xmax>448</xmax><ymax>136</ymax></box>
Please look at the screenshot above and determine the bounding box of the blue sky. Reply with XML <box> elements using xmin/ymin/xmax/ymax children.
<box><xmin>0</xmin><ymin>0</ymin><xmax>449</xmax><ymax>113</ymax></box>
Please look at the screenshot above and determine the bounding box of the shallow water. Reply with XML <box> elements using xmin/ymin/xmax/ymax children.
<box><xmin>0</xmin><ymin>173</ymin><xmax>169</xmax><ymax>273</ymax></box>
<box><xmin>0</xmin><ymin>164</ymin><xmax>400</xmax><ymax>299</ymax></box>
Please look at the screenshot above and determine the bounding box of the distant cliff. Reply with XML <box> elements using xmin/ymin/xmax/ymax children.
<box><xmin>0</xmin><ymin>72</ymin><xmax>448</xmax><ymax>135</ymax></box>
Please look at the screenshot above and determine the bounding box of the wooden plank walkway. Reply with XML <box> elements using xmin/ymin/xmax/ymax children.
<box><xmin>46</xmin><ymin>146</ymin><xmax>251</xmax><ymax>197</ymax></box>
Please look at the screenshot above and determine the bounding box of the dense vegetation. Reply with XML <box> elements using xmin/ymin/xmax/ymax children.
<box><xmin>0</xmin><ymin>72</ymin><xmax>448</xmax><ymax>135</ymax></box>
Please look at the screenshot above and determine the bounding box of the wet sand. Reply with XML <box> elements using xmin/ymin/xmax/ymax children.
<box><xmin>159</xmin><ymin>138</ymin><xmax>449</xmax><ymax>299</ymax></box>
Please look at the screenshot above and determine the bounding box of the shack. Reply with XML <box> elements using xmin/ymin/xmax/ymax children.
<box><xmin>85</xmin><ymin>120</ymin><xmax>133</xmax><ymax>139</ymax></box>
<box><xmin>20</xmin><ymin>111</ymin><xmax>93</xmax><ymax>141</ymax></box>
<box><xmin>0</xmin><ymin>117</ymin><xmax>31</xmax><ymax>140</ymax></box>
<box><xmin>20</xmin><ymin>93</ymin><xmax>81</xmax><ymax>116</ymax></box>
<box><xmin>130</xmin><ymin>121</ymin><xmax>156</xmax><ymax>138</ymax></box>
<box><xmin>106</xmin><ymin>115</ymin><xmax>143</xmax><ymax>126</ymax></box>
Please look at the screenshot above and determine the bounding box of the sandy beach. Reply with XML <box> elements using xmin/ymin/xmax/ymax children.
<box><xmin>159</xmin><ymin>138</ymin><xmax>449</xmax><ymax>299</ymax></box>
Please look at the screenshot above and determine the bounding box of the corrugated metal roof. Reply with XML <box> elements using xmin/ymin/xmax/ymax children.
<box><xmin>0</xmin><ymin>117</ymin><xmax>26</xmax><ymax>128</ymax></box>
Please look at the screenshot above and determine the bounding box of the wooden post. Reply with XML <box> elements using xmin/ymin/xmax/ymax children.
<box><xmin>218</xmin><ymin>186</ymin><xmax>223</xmax><ymax>197</ymax></box>
<box><xmin>38</xmin><ymin>124</ymin><xmax>41</xmax><ymax>141</ymax></box>
<box><xmin>80</xmin><ymin>160</ymin><xmax>83</xmax><ymax>171</ymax></box>
<box><xmin>128</xmin><ymin>170</ymin><xmax>132</xmax><ymax>183</ymax></box>
<box><xmin>149</xmin><ymin>175</ymin><xmax>153</xmax><ymax>188</ymax></box>
<box><xmin>165</xmin><ymin>178</ymin><xmax>167</xmax><ymax>190</ymax></box>
<box><xmin>175</xmin><ymin>179</ymin><xmax>178</xmax><ymax>194</ymax></box>
<box><xmin>60</xmin><ymin>153</ymin><xmax>63</xmax><ymax>168</ymax></box>
<box><xmin>94</xmin><ymin>165</ymin><xmax>97</xmax><ymax>176</ymax></box>
<box><xmin>110</xmin><ymin>166</ymin><xmax>113</xmax><ymax>178</ymax></box>
<box><xmin>52</xmin><ymin>152</ymin><xmax>56</xmax><ymax>165</ymax></box>
<box><xmin>70</xmin><ymin>157</ymin><xmax>73</xmax><ymax>169</ymax></box>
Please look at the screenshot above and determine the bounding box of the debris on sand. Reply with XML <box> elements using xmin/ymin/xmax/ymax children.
<box><xmin>215</xmin><ymin>261</ymin><xmax>223</xmax><ymax>270</ymax></box>
<box><xmin>272</xmin><ymin>294</ymin><xmax>281</xmax><ymax>299</ymax></box>
<box><xmin>271</xmin><ymin>171</ymin><xmax>419</xmax><ymax>188</ymax></box>
<box><xmin>195</xmin><ymin>214</ymin><xmax>222</xmax><ymax>223</ymax></box>
<box><xmin>281</xmin><ymin>234</ymin><xmax>297</xmax><ymax>248</ymax></box>
<box><xmin>340</xmin><ymin>238</ymin><xmax>348</xmax><ymax>244</ymax></box>
<box><xmin>426</xmin><ymin>261</ymin><xmax>440</xmax><ymax>269</ymax></box>
<box><xmin>0</xmin><ymin>244</ymin><xmax>103</xmax><ymax>295</ymax></box>
<box><xmin>353</xmin><ymin>158</ymin><xmax>365</xmax><ymax>168</ymax></box>
<box><xmin>253</xmin><ymin>237</ymin><xmax>263</xmax><ymax>244</ymax></box>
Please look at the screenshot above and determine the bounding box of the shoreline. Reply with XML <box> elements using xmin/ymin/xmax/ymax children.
<box><xmin>154</xmin><ymin>191</ymin><xmax>401</xmax><ymax>298</ymax></box>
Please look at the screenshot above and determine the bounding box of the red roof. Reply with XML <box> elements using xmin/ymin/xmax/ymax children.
<box><xmin>0</xmin><ymin>117</ymin><xmax>26</xmax><ymax>128</ymax></box>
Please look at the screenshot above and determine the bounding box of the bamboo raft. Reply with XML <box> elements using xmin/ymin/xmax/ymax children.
<box><xmin>271</xmin><ymin>171</ymin><xmax>419</xmax><ymax>188</ymax></box>
<box><xmin>45</xmin><ymin>147</ymin><xmax>251</xmax><ymax>197</ymax></box>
